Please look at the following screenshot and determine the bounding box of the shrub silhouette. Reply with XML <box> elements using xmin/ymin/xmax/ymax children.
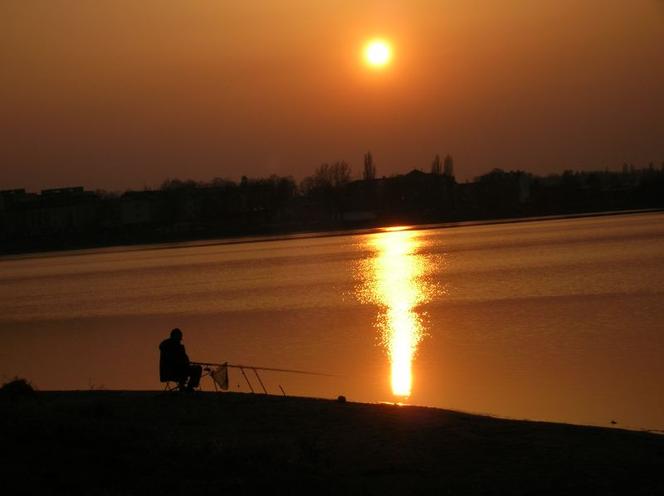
<box><xmin>0</xmin><ymin>377</ymin><xmax>36</xmax><ymax>397</ymax></box>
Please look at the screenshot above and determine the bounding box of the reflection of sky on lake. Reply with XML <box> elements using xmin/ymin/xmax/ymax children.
<box><xmin>356</xmin><ymin>228</ymin><xmax>438</xmax><ymax>398</ymax></box>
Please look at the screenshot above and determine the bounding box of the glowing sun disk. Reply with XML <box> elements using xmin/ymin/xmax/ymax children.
<box><xmin>365</xmin><ymin>39</ymin><xmax>392</xmax><ymax>68</ymax></box>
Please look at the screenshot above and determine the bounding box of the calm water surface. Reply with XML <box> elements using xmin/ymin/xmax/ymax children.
<box><xmin>2</xmin><ymin>212</ymin><xmax>664</xmax><ymax>430</ymax></box>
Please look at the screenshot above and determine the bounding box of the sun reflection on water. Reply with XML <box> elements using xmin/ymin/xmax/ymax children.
<box><xmin>357</xmin><ymin>228</ymin><xmax>435</xmax><ymax>398</ymax></box>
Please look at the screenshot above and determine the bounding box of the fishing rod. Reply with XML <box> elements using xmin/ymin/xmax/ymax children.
<box><xmin>191</xmin><ymin>361</ymin><xmax>335</xmax><ymax>395</ymax></box>
<box><xmin>192</xmin><ymin>361</ymin><xmax>335</xmax><ymax>377</ymax></box>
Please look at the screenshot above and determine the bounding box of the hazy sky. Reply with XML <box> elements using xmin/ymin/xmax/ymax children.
<box><xmin>1</xmin><ymin>0</ymin><xmax>663</xmax><ymax>191</ymax></box>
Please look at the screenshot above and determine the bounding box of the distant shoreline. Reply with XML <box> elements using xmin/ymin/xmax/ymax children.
<box><xmin>2</xmin><ymin>390</ymin><xmax>663</xmax><ymax>494</ymax></box>
<box><xmin>2</xmin><ymin>207</ymin><xmax>662</xmax><ymax>261</ymax></box>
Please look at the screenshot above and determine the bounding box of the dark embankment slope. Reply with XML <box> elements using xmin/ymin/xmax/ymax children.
<box><xmin>2</xmin><ymin>391</ymin><xmax>663</xmax><ymax>495</ymax></box>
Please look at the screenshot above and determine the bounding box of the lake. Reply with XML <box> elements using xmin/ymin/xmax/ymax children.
<box><xmin>1</xmin><ymin>212</ymin><xmax>663</xmax><ymax>430</ymax></box>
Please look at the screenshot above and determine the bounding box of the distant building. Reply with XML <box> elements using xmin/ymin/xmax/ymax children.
<box><xmin>518</xmin><ymin>174</ymin><xmax>531</xmax><ymax>203</ymax></box>
<box><xmin>120</xmin><ymin>191</ymin><xmax>158</xmax><ymax>225</ymax></box>
<box><xmin>0</xmin><ymin>187</ymin><xmax>99</xmax><ymax>240</ymax></box>
<box><xmin>41</xmin><ymin>186</ymin><xmax>87</xmax><ymax>197</ymax></box>
<box><xmin>28</xmin><ymin>187</ymin><xmax>98</xmax><ymax>235</ymax></box>
<box><xmin>0</xmin><ymin>189</ymin><xmax>29</xmax><ymax>211</ymax></box>
<box><xmin>1</xmin><ymin>189</ymin><xmax>36</xmax><ymax>240</ymax></box>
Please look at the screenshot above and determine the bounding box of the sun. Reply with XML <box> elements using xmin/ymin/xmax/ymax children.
<box><xmin>364</xmin><ymin>39</ymin><xmax>392</xmax><ymax>68</ymax></box>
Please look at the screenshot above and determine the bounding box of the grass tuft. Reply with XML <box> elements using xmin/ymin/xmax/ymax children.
<box><xmin>0</xmin><ymin>377</ymin><xmax>36</xmax><ymax>398</ymax></box>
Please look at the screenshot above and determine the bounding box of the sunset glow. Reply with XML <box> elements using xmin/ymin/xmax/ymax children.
<box><xmin>2</xmin><ymin>2</ymin><xmax>662</xmax><ymax>191</ymax></box>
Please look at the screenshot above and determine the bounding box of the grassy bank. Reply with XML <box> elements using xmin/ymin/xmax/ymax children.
<box><xmin>2</xmin><ymin>391</ymin><xmax>663</xmax><ymax>495</ymax></box>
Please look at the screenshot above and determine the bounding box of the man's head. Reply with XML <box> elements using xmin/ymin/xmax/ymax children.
<box><xmin>170</xmin><ymin>328</ymin><xmax>183</xmax><ymax>341</ymax></box>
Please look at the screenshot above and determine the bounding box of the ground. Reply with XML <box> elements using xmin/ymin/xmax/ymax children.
<box><xmin>1</xmin><ymin>391</ymin><xmax>663</xmax><ymax>495</ymax></box>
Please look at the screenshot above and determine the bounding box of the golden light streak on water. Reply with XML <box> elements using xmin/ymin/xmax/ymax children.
<box><xmin>362</xmin><ymin>228</ymin><xmax>431</xmax><ymax>398</ymax></box>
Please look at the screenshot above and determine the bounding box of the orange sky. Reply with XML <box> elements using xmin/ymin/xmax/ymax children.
<box><xmin>1</xmin><ymin>0</ymin><xmax>663</xmax><ymax>190</ymax></box>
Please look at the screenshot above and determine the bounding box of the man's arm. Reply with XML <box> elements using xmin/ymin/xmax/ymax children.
<box><xmin>180</xmin><ymin>345</ymin><xmax>191</xmax><ymax>366</ymax></box>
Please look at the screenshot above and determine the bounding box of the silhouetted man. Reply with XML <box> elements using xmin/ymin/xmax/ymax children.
<box><xmin>159</xmin><ymin>328</ymin><xmax>202</xmax><ymax>391</ymax></box>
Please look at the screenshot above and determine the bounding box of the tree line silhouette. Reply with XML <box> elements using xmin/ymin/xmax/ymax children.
<box><xmin>1</xmin><ymin>155</ymin><xmax>663</xmax><ymax>253</ymax></box>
